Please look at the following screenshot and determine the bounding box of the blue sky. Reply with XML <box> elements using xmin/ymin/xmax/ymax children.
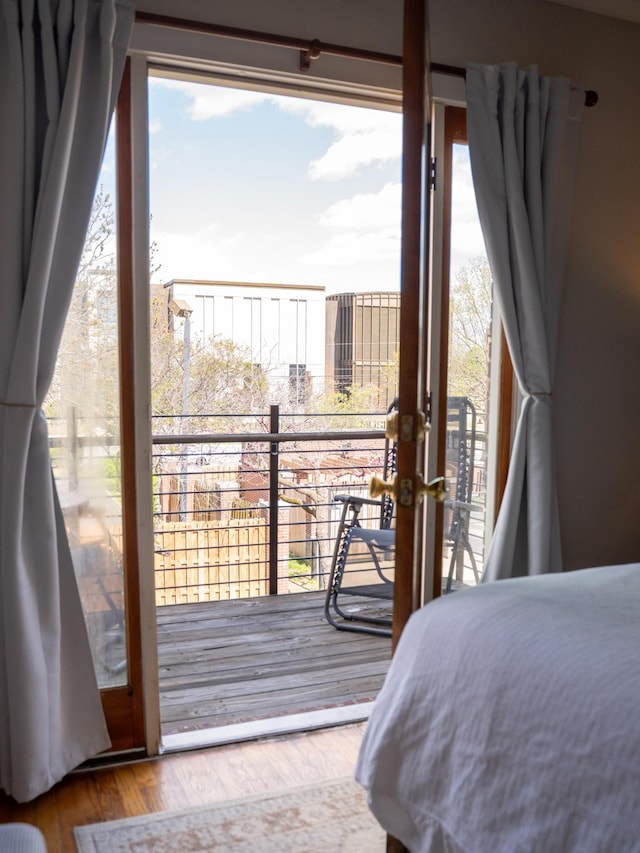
<box><xmin>99</xmin><ymin>76</ymin><xmax>485</xmax><ymax>293</ymax></box>
<box><xmin>147</xmin><ymin>76</ymin><xmax>407</xmax><ymax>293</ymax></box>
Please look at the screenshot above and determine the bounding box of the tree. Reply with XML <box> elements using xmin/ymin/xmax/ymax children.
<box><xmin>49</xmin><ymin>190</ymin><xmax>271</xmax><ymax>429</ymax></box>
<box><xmin>305</xmin><ymin>385</ymin><xmax>384</xmax><ymax>429</ymax></box>
<box><xmin>148</xmin><ymin>290</ymin><xmax>272</xmax><ymax>435</ymax></box>
<box><xmin>46</xmin><ymin>187</ymin><xmax>118</xmax><ymax>422</ymax></box>
<box><xmin>448</xmin><ymin>256</ymin><xmax>493</xmax><ymax>415</ymax></box>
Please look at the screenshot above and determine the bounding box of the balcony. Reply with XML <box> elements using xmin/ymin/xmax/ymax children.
<box><xmin>50</xmin><ymin>406</ymin><xmax>485</xmax><ymax>741</ymax></box>
<box><xmin>151</xmin><ymin>407</ymin><xmax>395</xmax><ymax>601</ymax></box>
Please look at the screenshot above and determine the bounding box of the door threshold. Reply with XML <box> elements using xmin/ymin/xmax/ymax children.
<box><xmin>160</xmin><ymin>702</ymin><xmax>375</xmax><ymax>754</ymax></box>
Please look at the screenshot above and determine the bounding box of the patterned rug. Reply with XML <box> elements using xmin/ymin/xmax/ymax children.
<box><xmin>74</xmin><ymin>776</ymin><xmax>386</xmax><ymax>852</ymax></box>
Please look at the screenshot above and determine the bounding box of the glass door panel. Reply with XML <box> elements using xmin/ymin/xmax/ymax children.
<box><xmin>147</xmin><ymin>68</ymin><xmax>403</xmax><ymax>741</ymax></box>
<box><xmin>46</xmin><ymin>125</ymin><xmax>128</xmax><ymax>689</ymax></box>
<box><xmin>440</xmin><ymin>119</ymin><xmax>494</xmax><ymax>592</ymax></box>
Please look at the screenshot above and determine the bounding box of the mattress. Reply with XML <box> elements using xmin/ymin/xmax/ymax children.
<box><xmin>355</xmin><ymin>564</ymin><xmax>640</xmax><ymax>852</ymax></box>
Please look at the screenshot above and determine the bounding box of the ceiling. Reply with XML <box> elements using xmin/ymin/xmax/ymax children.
<box><xmin>546</xmin><ymin>0</ymin><xmax>640</xmax><ymax>23</ymax></box>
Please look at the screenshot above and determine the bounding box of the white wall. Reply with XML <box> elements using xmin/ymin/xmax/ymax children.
<box><xmin>167</xmin><ymin>279</ymin><xmax>326</xmax><ymax>391</ymax></box>
<box><xmin>136</xmin><ymin>0</ymin><xmax>640</xmax><ymax>570</ymax></box>
<box><xmin>428</xmin><ymin>0</ymin><xmax>640</xmax><ymax>569</ymax></box>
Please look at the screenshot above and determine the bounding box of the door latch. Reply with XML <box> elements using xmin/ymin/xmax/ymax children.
<box><xmin>371</xmin><ymin>473</ymin><xmax>447</xmax><ymax>507</ymax></box>
<box><xmin>399</xmin><ymin>411</ymin><xmax>428</xmax><ymax>443</ymax></box>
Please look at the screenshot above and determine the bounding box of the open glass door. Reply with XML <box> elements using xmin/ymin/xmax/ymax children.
<box><xmin>397</xmin><ymin>10</ymin><xmax>509</xmax><ymax>631</ymax></box>
<box><xmin>59</xmin><ymin>7</ymin><xmax>507</xmax><ymax>755</ymax></box>
<box><xmin>143</xmin><ymin>61</ymin><xmax>403</xmax><ymax>745</ymax></box>
<box><xmin>47</xmin><ymin>126</ymin><xmax>127</xmax><ymax>690</ymax></box>
<box><xmin>46</xmin><ymin>66</ymin><xmax>146</xmax><ymax>752</ymax></box>
<box><xmin>434</xmin><ymin>107</ymin><xmax>498</xmax><ymax>595</ymax></box>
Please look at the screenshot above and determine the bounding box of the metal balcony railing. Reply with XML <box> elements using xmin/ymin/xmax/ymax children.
<box><xmin>49</xmin><ymin>404</ymin><xmax>488</xmax><ymax>609</ymax></box>
<box><xmin>150</xmin><ymin>405</ymin><xmax>390</xmax><ymax>604</ymax></box>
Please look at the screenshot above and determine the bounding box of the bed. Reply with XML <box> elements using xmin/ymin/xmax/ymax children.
<box><xmin>355</xmin><ymin>563</ymin><xmax>640</xmax><ymax>852</ymax></box>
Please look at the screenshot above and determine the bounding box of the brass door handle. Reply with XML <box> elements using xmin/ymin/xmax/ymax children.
<box><xmin>385</xmin><ymin>410</ymin><xmax>428</xmax><ymax>442</ymax></box>
<box><xmin>370</xmin><ymin>474</ymin><xmax>397</xmax><ymax>500</ymax></box>
<box><xmin>416</xmin><ymin>474</ymin><xmax>447</xmax><ymax>503</ymax></box>
<box><xmin>370</xmin><ymin>473</ymin><xmax>447</xmax><ymax>506</ymax></box>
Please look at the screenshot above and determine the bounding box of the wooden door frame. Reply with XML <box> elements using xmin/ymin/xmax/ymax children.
<box><xmin>395</xmin><ymin>85</ymin><xmax>514</xmax><ymax>647</ymax></box>
<box><xmin>107</xmin><ymin>4</ymin><xmax>514</xmax><ymax>763</ymax></box>
<box><xmin>392</xmin><ymin>0</ymin><xmax>430</xmax><ymax>649</ymax></box>
<box><xmin>106</xmin><ymin>6</ymin><xmax>513</xmax><ymax>761</ymax></box>
<box><xmin>98</xmin><ymin>57</ymin><xmax>157</xmax><ymax>755</ymax></box>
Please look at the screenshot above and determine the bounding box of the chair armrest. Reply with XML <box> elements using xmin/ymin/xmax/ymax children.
<box><xmin>445</xmin><ymin>499</ymin><xmax>483</xmax><ymax>514</ymax></box>
<box><xmin>334</xmin><ymin>493</ymin><xmax>383</xmax><ymax>508</ymax></box>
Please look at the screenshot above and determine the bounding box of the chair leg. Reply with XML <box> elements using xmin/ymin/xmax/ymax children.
<box><xmin>325</xmin><ymin>512</ymin><xmax>392</xmax><ymax>636</ymax></box>
<box><xmin>324</xmin><ymin>524</ymin><xmax>354</xmax><ymax>628</ymax></box>
<box><xmin>445</xmin><ymin>511</ymin><xmax>480</xmax><ymax>592</ymax></box>
<box><xmin>461</xmin><ymin>523</ymin><xmax>480</xmax><ymax>583</ymax></box>
<box><xmin>445</xmin><ymin>535</ymin><xmax>460</xmax><ymax>593</ymax></box>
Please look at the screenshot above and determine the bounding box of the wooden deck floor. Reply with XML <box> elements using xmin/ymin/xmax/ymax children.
<box><xmin>157</xmin><ymin>589</ymin><xmax>392</xmax><ymax>736</ymax></box>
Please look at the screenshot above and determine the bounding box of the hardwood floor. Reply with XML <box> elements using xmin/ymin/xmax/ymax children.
<box><xmin>0</xmin><ymin>592</ymin><xmax>391</xmax><ymax>850</ymax></box>
<box><xmin>0</xmin><ymin>723</ymin><xmax>368</xmax><ymax>852</ymax></box>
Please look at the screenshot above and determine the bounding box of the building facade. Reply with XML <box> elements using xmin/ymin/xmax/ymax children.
<box><xmin>325</xmin><ymin>292</ymin><xmax>400</xmax><ymax>410</ymax></box>
<box><xmin>162</xmin><ymin>279</ymin><xmax>326</xmax><ymax>405</ymax></box>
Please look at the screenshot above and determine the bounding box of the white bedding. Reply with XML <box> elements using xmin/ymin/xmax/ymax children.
<box><xmin>355</xmin><ymin>564</ymin><xmax>640</xmax><ymax>852</ymax></box>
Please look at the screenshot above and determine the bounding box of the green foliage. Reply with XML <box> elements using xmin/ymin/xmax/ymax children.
<box><xmin>305</xmin><ymin>385</ymin><xmax>382</xmax><ymax>430</ymax></box>
<box><xmin>149</xmin><ymin>290</ymin><xmax>272</xmax><ymax>434</ymax></box>
<box><xmin>288</xmin><ymin>557</ymin><xmax>317</xmax><ymax>591</ymax></box>
<box><xmin>101</xmin><ymin>454</ymin><xmax>122</xmax><ymax>498</ymax></box>
<box><xmin>47</xmin><ymin>186</ymin><xmax>118</xmax><ymax>422</ymax></box>
<box><xmin>448</xmin><ymin>256</ymin><xmax>493</xmax><ymax>414</ymax></box>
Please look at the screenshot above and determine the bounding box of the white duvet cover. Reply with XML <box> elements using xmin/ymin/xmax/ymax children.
<box><xmin>355</xmin><ymin>564</ymin><xmax>640</xmax><ymax>852</ymax></box>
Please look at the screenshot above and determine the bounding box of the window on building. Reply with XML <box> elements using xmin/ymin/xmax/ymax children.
<box><xmin>289</xmin><ymin>363</ymin><xmax>308</xmax><ymax>407</ymax></box>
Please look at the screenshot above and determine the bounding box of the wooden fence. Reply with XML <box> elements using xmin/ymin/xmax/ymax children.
<box><xmin>153</xmin><ymin>519</ymin><xmax>268</xmax><ymax>605</ymax></box>
<box><xmin>74</xmin><ymin>516</ymin><xmax>269</xmax><ymax>611</ymax></box>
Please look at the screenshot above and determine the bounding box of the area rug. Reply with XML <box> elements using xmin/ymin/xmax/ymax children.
<box><xmin>74</xmin><ymin>776</ymin><xmax>386</xmax><ymax>852</ymax></box>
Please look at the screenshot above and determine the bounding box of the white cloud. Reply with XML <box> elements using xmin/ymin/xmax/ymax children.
<box><xmin>302</xmin><ymin>229</ymin><xmax>400</xmax><ymax>267</ymax></box>
<box><xmin>188</xmin><ymin>87</ymin><xmax>270</xmax><ymax>120</ymax></box>
<box><xmin>450</xmin><ymin>146</ymin><xmax>487</xmax><ymax>275</ymax></box>
<box><xmin>303</xmin><ymin>183</ymin><xmax>401</xmax><ymax>268</ymax></box>
<box><xmin>310</xmin><ymin>127</ymin><xmax>400</xmax><ymax>181</ymax></box>
<box><xmin>150</xmin><ymin>77</ymin><xmax>270</xmax><ymax>118</ymax></box>
<box><xmin>452</xmin><ymin>149</ymin><xmax>481</xmax><ymax>222</ymax></box>
<box><xmin>451</xmin><ymin>221</ymin><xmax>487</xmax><ymax>273</ymax></box>
<box><xmin>320</xmin><ymin>182</ymin><xmax>401</xmax><ymax>231</ymax></box>
<box><xmin>282</xmin><ymin>99</ymin><xmax>398</xmax><ymax>135</ymax></box>
<box><xmin>152</xmin><ymin>223</ymin><xmax>240</xmax><ymax>283</ymax></box>
<box><xmin>152</xmin><ymin>78</ymin><xmax>402</xmax><ymax>180</ymax></box>
<box><xmin>282</xmin><ymin>100</ymin><xmax>402</xmax><ymax>180</ymax></box>
<box><xmin>147</xmin><ymin>80</ymin><xmax>405</xmax><ymax>287</ymax></box>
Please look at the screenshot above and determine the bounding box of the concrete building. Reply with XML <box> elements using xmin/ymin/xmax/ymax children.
<box><xmin>162</xmin><ymin>279</ymin><xmax>326</xmax><ymax>404</ymax></box>
<box><xmin>326</xmin><ymin>292</ymin><xmax>400</xmax><ymax>409</ymax></box>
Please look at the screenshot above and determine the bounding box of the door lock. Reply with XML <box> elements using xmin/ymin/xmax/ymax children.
<box><xmin>370</xmin><ymin>473</ymin><xmax>447</xmax><ymax>507</ymax></box>
<box><xmin>386</xmin><ymin>410</ymin><xmax>428</xmax><ymax>443</ymax></box>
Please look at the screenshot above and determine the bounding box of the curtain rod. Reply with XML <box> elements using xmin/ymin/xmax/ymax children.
<box><xmin>134</xmin><ymin>12</ymin><xmax>598</xmax><ymax>107</ymax></box>
<box><xmin>135</xmin><ymin>12</ymin><xmax>402</xmax><ymax>67</ymax></box>
<box><xmin>431</xmin><ymin>62</ymin><xmax>598</xmax><ymax>106</ymax></box>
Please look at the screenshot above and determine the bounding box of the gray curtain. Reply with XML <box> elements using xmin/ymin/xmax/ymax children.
<box><xmin>466</xmin><ymin>62</ymin><xmax>584</xmax><ymax>581</ymax></box>
<box><xmin>0</xmin><ymin>0</ymin><xmax>134</xmax><ymax>802</ymax></box>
